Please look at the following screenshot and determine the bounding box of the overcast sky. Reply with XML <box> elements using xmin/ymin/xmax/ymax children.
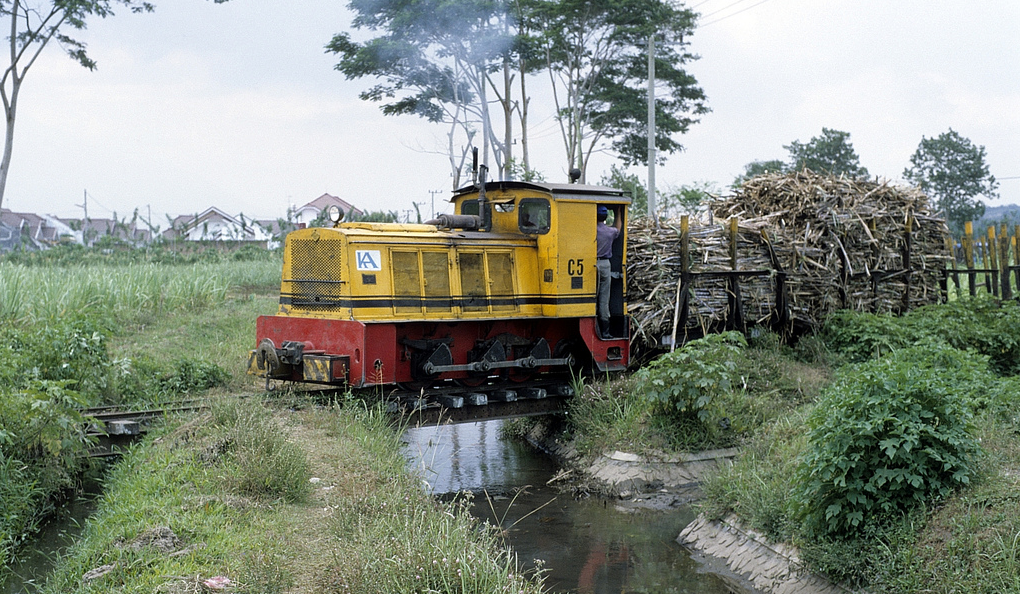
<box><xmin>3</xmin><ymin>0</ymin><xmax>1018</xmax><ymax>228</ymax></box>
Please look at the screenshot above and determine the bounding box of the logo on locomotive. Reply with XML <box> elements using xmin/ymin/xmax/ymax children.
<box><xmin>355</xmin><ymin>250</ymin><xmax>382</xmax><ymax>271</ymax></box>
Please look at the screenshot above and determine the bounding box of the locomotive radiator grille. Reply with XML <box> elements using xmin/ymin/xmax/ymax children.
<box><xmin>286</xmin><ymin>238</ymin><xmax>346</xmax><ymax>308</ymax></box>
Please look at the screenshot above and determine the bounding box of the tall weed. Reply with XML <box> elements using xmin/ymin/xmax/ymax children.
<box><xmin>211</xmin><ymin>398</ymin><xmax>311</xmax><ymax>502</ymax></box>
<box><xmin>0</xmin><ymin>259</ymin><xmax>279</xmax><ymax>326</ymax></box>
<box><xmin>0</xmin><ymin>456</ymin><xmax>46</xmax><ymax>565</ymax></box>
<box><xmin>566</xmin><ymin>374</ymin><xmax>656</xmax><ymax>456</ymax></box>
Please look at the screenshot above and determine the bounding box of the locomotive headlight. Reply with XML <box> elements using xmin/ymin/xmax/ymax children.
<box><xmin>326</xmin><ymin>205</ymin><xmax>344</xmax><ymax>224</ymax></box>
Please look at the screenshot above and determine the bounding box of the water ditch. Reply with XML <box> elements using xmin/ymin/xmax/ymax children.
<box><xmin>1</xmin><ymin>497</ymin><xmax>93</xmax><ymax>594</ymax></box>
<box><xmin>6</xmin><ymin>416</ymin><xmax>749</xmax><ymax>593</ymax></box>
<box><xmin>403</xmin><ymin>419</ymin><xmax>743</xmax><ymax>593</ymax></box>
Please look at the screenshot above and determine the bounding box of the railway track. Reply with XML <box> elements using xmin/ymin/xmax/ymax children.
<box><xmin>386</xmin><ymin>378</ymin><xmax>575</xmax><ymax>426</ymax></box>
<box><xmin>270</xmin><ymin>375</ymin><xmax>578</xmax><ymax>426</ymax></box>
<box><xmin>83</xmin><ymin>402</ymin><xmax>205</xmax><ymax>457</ymax></box>
<box><xmin>81</xmin><ymin>376</ymin><xmax>576</xmax><ymax>457</ymax></box>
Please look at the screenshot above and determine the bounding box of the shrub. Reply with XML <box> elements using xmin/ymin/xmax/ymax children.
<box><xmin>821</xmin><ymin>310</ymin><xmax>919</xmax><ymax>363</ymax></box>
<box><xmin>822</xmin><ymin>298</ymin><xmax>1020</xmax><ymax>376</ymax></box>
<box><xmin>0</xmin><ymin>317</ymin><xmax>113</xmax><ymax>401</ymax></box>
<box><xmin>634</xmin><ymin>331</ymin><xmax>746</xmax><ymax>423</ymax></box>
<box><xmin>159</xmin><ymin>359</ymin><xmax>230</xmax><ymax>395</ymax></box>
<box><xmin>109</xmin><ymin>356</ymin><xmax>230</xmax><ymax>407</ymax></box>
<box><xmin>907</xmin><ymin>298</ymin><xmax>1020</xmax><ymax>376</ymax></box>
<box><xmin>795</xmin><ymin>345</ymin><xmax>983</xmax><ymax>537</ymax></box>
<box><xmin>0</xmin><ymin>380</ymin><xmax>94</xmax><ymax>565</ymax></box>
<box><xmin>31</xmin><ymin>318</ymin><xmax>112</xmax><ymax>400</ymax></box>
<box><xmin>632</xmin><ymin>332</ymin><xmax>747</xmax><ymax>450</ymax></box>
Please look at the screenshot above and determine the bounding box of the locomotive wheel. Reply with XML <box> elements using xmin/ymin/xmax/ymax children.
<box><xmin>554</xmin><ymin>339</ymin><xmax>589</xmax><ymax>377</ymax></box>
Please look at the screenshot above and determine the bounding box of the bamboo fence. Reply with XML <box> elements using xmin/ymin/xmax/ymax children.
<box><xmin>946</xmin><ymin>221</ymin><xmax>1020</xmax><ymax>300</ymax></box>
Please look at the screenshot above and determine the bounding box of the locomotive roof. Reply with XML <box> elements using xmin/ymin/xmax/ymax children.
<box><xmin>451</xmin><ymin>180</ymin><xmax>631</xmax><ymax>203</ymax></box>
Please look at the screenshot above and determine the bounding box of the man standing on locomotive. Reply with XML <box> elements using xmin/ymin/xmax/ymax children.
<box><xmin>596</xmin><ymin>204</ymin><xmax>623</xmax><ymax>338</ymax></box>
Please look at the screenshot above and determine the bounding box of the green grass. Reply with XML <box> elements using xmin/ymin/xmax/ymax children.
<box><xmin>0</xmin><ymin>254</ymin><xmax>282</xmax><ymax>569</ymax></box>
<box><xmin>40</xmin><ymin>398</ymin><xmax>546</xmax><ymax>594</ymax></box>
<box><xmin>40</xmin><ymin>399</ymin><xmax>302</xmax><ymax>594</ymax></box>
<box><xmin>107</xmin><ymin>292</ymin><xmax>278</xmax><ymax>397</ymax></box>
<box><xmin>699</xmin><ymin>410</ymin><xmax>810</xmax><ymax>543</ymax></box>
<box><xmin>308</xmin><ymin>405</ymin><xmax>546</xmax><ymax>593</ymax></box>
<box><xmin>0</xmin><ymin>249</ymin><xmax>543</xmax><ymax>593</ymax></box>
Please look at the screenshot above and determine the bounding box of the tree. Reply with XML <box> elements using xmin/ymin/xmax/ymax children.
<box><xmin>533</xmin><ymin>0</ymin><xmax>708</xmax><ymax>180</ymax></box>
<box><xmin>784</xmin><ymin>128</ymin><xmax>869</xmax><ymax>178</ymax></box>
<box><xmin>598</xmin><ymin>164</ymin><xmax>712</xmax><ymax>220</ymax></box>
<box><xmin>904</xmin><ymin>129</ymin><xmax>998</xmax><ymax>236</ymax></box>
<box><xmin>331</xmin><ymin>0</ymin><xmax>708</xmax><ymax>186</ymax></box>
<box><xmin>599</xmin><ymin>164</ymin><xmax>647</xmax><ymax>213</ymax></box>
<box><xmin>732</xmin><ymin>159</ymin><xmax>785</xmax><ymax>188</ymax></box>
<box><xmin>328</xmin><ymin>0</ymin><xmax>525</xmax><ymax>187</ymax></box>
<box><xmin>975</xmin><ymin>205</ymin><xmax>1020</xmax><ymax>236</ymax></box>
<box><xmin>0</xmin><ymin>0</ymin><xmax>155</xmax><ymax>212</ymax></box>
<box><xmin>349</xmin><ymin>210</ymin><xmax>399</xmax><ymax>223</ymax></box>
<box><xmin>659</xmin><ymin>181</ymin><xmax>715</xmax><ymax>219</ymax></box>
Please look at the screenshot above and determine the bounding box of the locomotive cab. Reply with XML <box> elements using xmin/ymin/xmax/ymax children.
<box><xmin>248</xmin><ymin>179</ymin><xmax>631</xmax><ymax>390</ymax></box>
<box><xmin>452</xmin><ymin>182</ymin><xmax>629</xmax><ymax>334</ymax></box>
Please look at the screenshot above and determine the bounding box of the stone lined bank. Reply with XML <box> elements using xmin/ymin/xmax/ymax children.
<box><xmin>525</xmin><ymin>419</ymin><xmax>848</xmax><ymax>594</ymax></box>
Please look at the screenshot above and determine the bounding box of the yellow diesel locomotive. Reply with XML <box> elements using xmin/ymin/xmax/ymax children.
<box><xmin>248</xmin><ymin>175</ymin><xmax>631</xmax><ymax>389</ymax></box>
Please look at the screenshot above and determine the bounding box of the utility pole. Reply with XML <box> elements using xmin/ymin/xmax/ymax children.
<box><xmin>428</xmin><ymin>189</ymin><xmax>443</xmax><ymax>219</ymax></box>
<box><xmin>647</xmin><ymin>34</ymin><xmax>657</xmax><ymax>223</ymax></box>
<box><xmin>76</xmin><ymin>189</ymin><xmax>90</xmax><ymax>246</ymax></box>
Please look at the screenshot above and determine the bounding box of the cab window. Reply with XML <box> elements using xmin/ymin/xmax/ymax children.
<box><xmin>518</xmin><ymin>199</ymin><xmax>550</xmax><ymax>234</ymax></box>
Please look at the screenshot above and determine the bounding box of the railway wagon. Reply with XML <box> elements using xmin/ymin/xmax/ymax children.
<box><xmin>248</xmin><ymin>177</ymin><xmax>631</xmax><ymax>389</ymax></box>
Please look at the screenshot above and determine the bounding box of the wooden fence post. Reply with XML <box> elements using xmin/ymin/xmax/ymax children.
<box><xmin>988</xmin><ymin>227</ymin><xmax>999</xmax><ymax>297</ymax></box>
<box><xmin>964</xmin><ymin>221</ymin><xmax>976</xmax><ymax>296</ymax></box>
<box><xmin>1014</xmin><ymin>226</ymin><xmax>1020</xmax><ymax>298</ymax></box>
<box><xmin>944</xmin><ymin>235</ymin><xmax>959</xmax><ymax>301</ymax></box>
<box><xmin>902</xmin><ymin>214</ymin><xmax>913</xmax><ymax>312</ymax></box>
<box><xmin>669</xmin><ymin>215</ymin><xmax>691</xmax><ymax>351</ymax></box>
<box><xmin>727</xmin><ymin>216</ymin><xmax>746</xmax><ymax>331</ymax></box>
<box><xmin>761</xmin><ymin>228</ymin><xmax>789</xmax><ymax>334</ymax></box>
<box><xmin>1001</xmin><ymin>224</ymin><xmax>1012</xmax><ymax>300</ymax></box>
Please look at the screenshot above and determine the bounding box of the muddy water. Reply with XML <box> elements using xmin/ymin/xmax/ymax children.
<box><xmin>1</xmin><ymin>497</ymin><xmax>93</xmax><ymax>594</ymax></box>
<box><xmin>403</xmin><ymin>420</ymin><xmax>738</xmax><ymax>594</ymax></box>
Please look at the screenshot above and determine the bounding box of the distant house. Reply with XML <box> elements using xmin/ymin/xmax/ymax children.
<box><xmin>251</xmin><ymin>218</ymin><xmax>301</xmax><ymax>250</ymax></box>
<box><xmin>292</xmin><ymin>194</ymin><xmax>363</xmax><ymax>227</ymax></box>
<box><xmin>0</xmin><ymin>219</ymin><xmax>18</xmax><ymax>251</ymax></box>
<box><xmin>0</xmin><ymin>209</ymin><xmax>79</xmax><ymax>250</ymax></box>
<box><xmin>163</xmin><ymin>207</ymin><xmax>272</xmax><ymax>244</ymax></box>
<box><xmin>58</xmin><ymin>216</ymin><xmax>153</xmax><ymax>246</ymax></box>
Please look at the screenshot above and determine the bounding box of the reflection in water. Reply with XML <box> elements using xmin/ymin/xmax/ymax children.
<box><xmin>403</xmin><ymin>420</ymin><xmax>738</xmax><ymax>594</ymax></box>
<box><xmin>403</xmin><ymin>420</ymin><xmax>554</xmax><ymax>494</ymax></box>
